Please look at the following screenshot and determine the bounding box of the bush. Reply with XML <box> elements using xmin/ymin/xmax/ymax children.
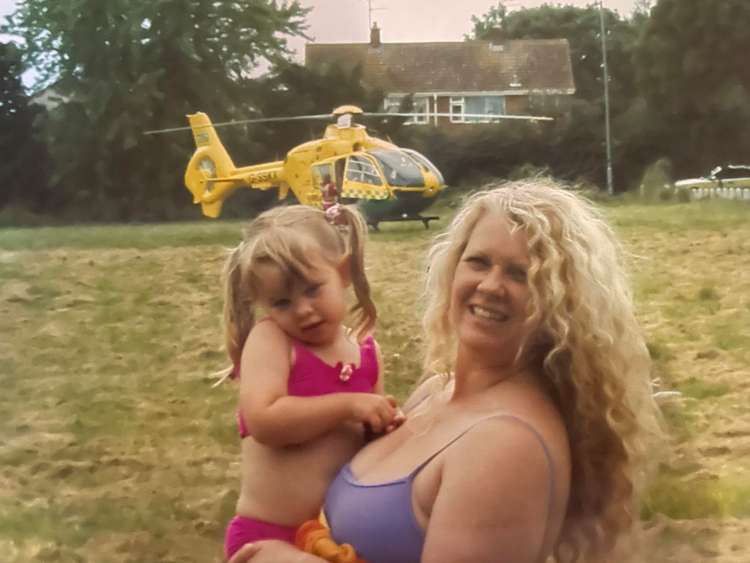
<box><xmin>0</xmin><ymin>205</ymin><xmax>57</xmax><ymax>227</ymax></box>
<box><xmin>676</xmin><ymin>187</ymin><xmax>692</xmax><ymax>203</ymax></box>
<box><xmin>639</xmin><ymin>157</ymin><xmax>673</xmax><ymax>201</ymax></box>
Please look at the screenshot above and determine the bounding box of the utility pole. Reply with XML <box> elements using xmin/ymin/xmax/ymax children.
<box><xmin>598</xmin><ymin>1</ymin><xmax>614</xmax><ymax>195</ymax></box>
<box><xmin>366</xmin><ymin>0</ymin><xmax>385</xmax><ymax>30</ymax></box>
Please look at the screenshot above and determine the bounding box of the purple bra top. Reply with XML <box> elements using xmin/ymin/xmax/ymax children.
<box><xmin>324</xmin><ymin>414</ymin><xmax>555</xmax><ymax>563</ymax></box>
<box><xmin>236</xmin><ymin>335</ymin><xmax>378</xmax><ymax>438</ymax></box>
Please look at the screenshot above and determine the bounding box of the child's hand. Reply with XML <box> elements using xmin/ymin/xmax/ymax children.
<box><xmin>385</xmin><ymin>404</ymin><xmax>406</xmax><ymax>434</ymax></box>
<box><xmin>349</xmin><ymin>393</ymin><xmax>398</xmax><ymax>434</ymax></box>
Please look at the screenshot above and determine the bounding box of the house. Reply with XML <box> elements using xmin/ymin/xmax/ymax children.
<box><xmin>305</xmin><ymin>24</ymin><xmax>576</xmax><ymax>126</ymax></box>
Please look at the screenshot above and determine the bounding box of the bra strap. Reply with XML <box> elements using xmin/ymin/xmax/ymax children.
<box><xmin>408</xmin><ymin>413</ymin><xmax>556</xmax><ymax>563</ymax></box>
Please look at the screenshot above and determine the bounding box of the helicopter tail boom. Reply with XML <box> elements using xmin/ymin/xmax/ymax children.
<box><xmin>184</xmin><ymin>112</ymin><xmax>239</xmax><ymax>217</ymax></box>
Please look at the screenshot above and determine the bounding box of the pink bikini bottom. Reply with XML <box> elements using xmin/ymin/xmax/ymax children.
<box><xmin>224</xmin><ymin>514</ymin><xmax>297</xmax><ymax>559</ymax></box>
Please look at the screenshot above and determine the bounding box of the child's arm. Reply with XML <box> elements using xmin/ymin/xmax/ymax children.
<box><xmin>240</xmin><ymin>322</ymin><xmax>397</xmax><ymax>447</ymax></box>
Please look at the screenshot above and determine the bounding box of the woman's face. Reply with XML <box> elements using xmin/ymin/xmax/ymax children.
<box><xmin>450</xmin><ymin>212</ymin><xmax>536</xmax><ymax>363</ymax></box>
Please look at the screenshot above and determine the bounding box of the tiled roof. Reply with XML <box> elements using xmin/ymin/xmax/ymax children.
<box><xmin>305</xmin><ymin>39</ymin><xmax>575</xmax><ymax>94</ymax></box>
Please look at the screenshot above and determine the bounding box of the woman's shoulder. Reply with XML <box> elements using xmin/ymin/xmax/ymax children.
<box><xmin>439</xmin><ymin>407</ymin><xmax>570</xmax><ymax>514</ymax></box>
<box><xmin>457</xmin><ymin>408</ymin><xmax>565</xmax><ymax>462</ymax></box>
<box><xmin>423</xmin><ymin>415</ymin><xmax>565</xmax><ymax>562</ymax></box>
<box><xmin>402</xmin><ymin>373</ymin><xmax>451</xmax><ymax>414</ymax></box>
<box><xmin>493</xmin><ymin>387</ymin><xmax>570</xmax><ymax>467</ymax></box>
<box><xmin>447</xmin><ymin>399</ymin><xmax>571</xmax><ymax>512</ymax></box>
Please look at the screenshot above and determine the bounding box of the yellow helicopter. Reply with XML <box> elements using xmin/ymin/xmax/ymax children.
<box><xmin>147</xmin><ymin>105</ymin><xmax>552</xmax><ymax>228</ymax></box>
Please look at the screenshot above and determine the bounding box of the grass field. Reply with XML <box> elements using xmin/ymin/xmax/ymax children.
<box><xmin>1</xmin><ymin>198</ymin><xmax>749</xmax><ymax>562</ymax></box>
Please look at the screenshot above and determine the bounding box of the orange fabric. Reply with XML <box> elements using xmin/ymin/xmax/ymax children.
<box><xmin>295</xmin><ymin>519</ymin><xmax>367</xmax><ymax>563</ymax></box>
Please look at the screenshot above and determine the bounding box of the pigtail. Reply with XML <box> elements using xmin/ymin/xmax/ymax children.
<box><xmin>337</xmin><ymin>206</ymin><xmax>377</xmax><ymax>341</ymax></box>
<box><xmin>222</xmin><ymin>242</ymin><xmax>256</xmax><ymax>370</ymax></box>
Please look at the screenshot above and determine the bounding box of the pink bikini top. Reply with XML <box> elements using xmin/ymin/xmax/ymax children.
<box><xmin>236</xmin><ymin>335</ymin><xmax>379</xmax><ymax>438</ymax></box>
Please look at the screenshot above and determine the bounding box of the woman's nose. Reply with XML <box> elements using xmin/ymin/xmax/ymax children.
<box><xmin>477</xmin><ymin>268</ymin><xmax>506</xmax><ymax>295</ymax></box>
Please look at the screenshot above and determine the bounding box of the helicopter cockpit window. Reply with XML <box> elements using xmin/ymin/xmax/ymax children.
<box><xmin>401</xmin><ymin>149</ymin><xmax>445</xmax><ymax>186</ymax></box>
<box><xmin>345</xmin><ymin>155</ymin><xmax>383</xmax><ymax>186</ymax></box>
<box><xmin>368</xmin><ymin>149</ymin><xmax>424</xmax><ymax>187</ymax></box>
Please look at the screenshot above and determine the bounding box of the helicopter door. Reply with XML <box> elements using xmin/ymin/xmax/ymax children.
<box><xmin>340</xmin><ymin>154</ymin><xmax>390</xmax><ymax>201</ymax></box>
<box><xmin>311</xmin><ymin>163</ymin><xmax>335</xmax><ymax>205</ymax></box>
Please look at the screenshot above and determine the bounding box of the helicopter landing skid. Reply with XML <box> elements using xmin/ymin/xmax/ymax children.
<box><xmin>367</xmin><ymin>214</ymin><xmax>440</xmax><ymax>232</ymax></box>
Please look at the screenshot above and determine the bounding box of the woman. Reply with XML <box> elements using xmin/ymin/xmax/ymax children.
<box><xmin>230</xmin><ymin>180</ymin><xmax>661</xmax><ymax>563</ymax></box>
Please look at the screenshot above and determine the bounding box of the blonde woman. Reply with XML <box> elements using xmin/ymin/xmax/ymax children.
<box><xmin>230</xmin><ymin>180</ymin><xmax>661</xmax><ymax>563</ymax></box>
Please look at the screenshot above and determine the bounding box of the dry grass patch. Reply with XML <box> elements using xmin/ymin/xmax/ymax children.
<box><xmin>1</xmin><ymin>200</ymin><xmax>749</xmax><ymax>561</ymax></box>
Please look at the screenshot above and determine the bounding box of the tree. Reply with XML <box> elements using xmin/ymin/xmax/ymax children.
<box><xmin>0</xmin><ymin>41</ymin><xmax>50</xmax><ymax>213</ymax></box>
<box><xmin>467</xmin><ymin>3</ymin><xmax>648</xmax><ymax>189</ymax></box>
<box><xmin>466</xmin><ymin>3</ymin><xmax>507</xmax><ymax>42</ymax></box>
<box><xmin>634</xmin><ymin>0</ymin><xmax>750</xmax><ymax>173</ymax></box>
<box><xmin>469</xmin><ymin>2</ymin><xmax>641</xmax><ymax>105</ymax></box>
<box><xmin>3</xmin><ymin>0</ymin><xmax>309</xmax><ymax>220</ymax></box>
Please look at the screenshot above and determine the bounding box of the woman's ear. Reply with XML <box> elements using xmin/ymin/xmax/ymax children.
<box><xmin>337</xmin><ymin>255</ymin><xmax>352</xmax><ymax>287</ymax></box>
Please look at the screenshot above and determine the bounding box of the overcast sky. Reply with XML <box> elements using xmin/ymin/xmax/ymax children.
<box><xmin>1</xmin><ymin>0</ymin><xmax>640</xmax><ymax>66</ymax></box>
<box><xmin>290</xmin><ymin>0</ymin><xmax>640</xmax><ymax>59</ymax></box>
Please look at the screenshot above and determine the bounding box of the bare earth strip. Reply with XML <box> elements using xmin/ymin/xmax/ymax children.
<box><xmin>0</xmin><ymin>202</ymin><xmax>748</xmax><ymax>562</ymax></box>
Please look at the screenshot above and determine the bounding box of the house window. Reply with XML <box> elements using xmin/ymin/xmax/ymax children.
<box><xmin>450</xmin><ymin>96</ymin><xmax>465</xmax><ymax>123</ymax></box>
<box><xmin>408</xmin><ymin>97</ymin><xmax>429</xmax><ymax>125</ymax></box>
<box><xmin>384</xmin><ymin>95</ymin><xmax>429</xmax><ymax>125</ymax></box>
<box><xmin>450</xmin><ymin>95</ymin><xmax>505</xmax><ymax>123</ymax></box>
<box><xmin>384</xmin><ymin>95</ymin><xmax>402</xmax><ymax>114</ymax></box>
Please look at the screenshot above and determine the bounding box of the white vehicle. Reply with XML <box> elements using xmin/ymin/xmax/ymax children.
<box><xmin>674</xmin><ymin>164</ymin><xmax>750</xmax><ymax>200</ymax></box>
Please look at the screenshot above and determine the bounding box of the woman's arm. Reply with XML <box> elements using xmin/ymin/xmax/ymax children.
<box><xmin>420</xmin><ymin>418</ymin><xmax>554</xmax><ymax>563</ymax></box>
<box><xmin>240</xmin><ymin>322</ymin><xmax>397</xmax><ymax>446</ymax></box>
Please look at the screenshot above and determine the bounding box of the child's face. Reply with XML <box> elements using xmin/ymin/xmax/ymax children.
<box><xmin>255</xmin><ymin>255</ymin><xmax>350</xmax><ymax>346</ymax></box>
<box><xmin>450</xmin><ymin>213</ymin><xmax>536</xmax><ymax>364</ymax></box>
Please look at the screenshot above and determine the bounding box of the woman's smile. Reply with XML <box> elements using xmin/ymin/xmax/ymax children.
<box><xmin>469</xmin><ymin>303</ymin><xmax>510</xmax><ymax>323</ymax></box>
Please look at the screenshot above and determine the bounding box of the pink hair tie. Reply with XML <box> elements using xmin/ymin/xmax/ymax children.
<box><xmin>325</xmin><ymin>203</ymin><xmax>343</xmax><ymax>224</ymax></box>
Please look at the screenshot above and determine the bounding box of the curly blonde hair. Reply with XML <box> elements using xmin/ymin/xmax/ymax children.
<box><xmin>223</xmin><ymin>205</ymin><xmax>376</xmax><ymax>367</ymax></box>
<box><xmin>422</xmin><ymin>179</ymin><xmax>661</xmax><ymax>562</ymax></box>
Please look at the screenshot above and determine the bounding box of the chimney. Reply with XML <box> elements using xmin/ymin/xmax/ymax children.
<box><xmin>370</xmin><ymin>22</ymin><xmax>381</xmax><ymax>47</ymax></box>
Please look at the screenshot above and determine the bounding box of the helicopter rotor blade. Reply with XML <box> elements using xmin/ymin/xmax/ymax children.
<box><xmin>363</xmin><ymin>112</ymin><xmax>554</xmax><ymax>122</ymax></box>
<box><xmin>144</xmin><ymin>110</ymin><xmax>553</xmax><ymax>136</ymax></box>
<box><xmin>143</xmin><ymin>113</ymin><xmax>334</xmax><ymax>136</ymax></box>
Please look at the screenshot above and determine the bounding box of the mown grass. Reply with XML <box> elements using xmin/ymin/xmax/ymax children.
<box><xmin>643</xmin><ymin>467</ymin><xmax>750</xmax><ymax>520</ymax></box>
<box><xmin>1</xmin><ymin>197</ymin><xmax>749</xmax><ymax>561</ymax></box>
<box><xmin>0</xmin><ymin>220</ymin><xmax>245</xmax><ymax>251</ymax></box>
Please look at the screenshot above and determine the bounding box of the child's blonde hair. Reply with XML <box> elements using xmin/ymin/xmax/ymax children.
<box><xmin>223</xmin><ymin>205</ymin><xmax>376</xmax><ymax>367</ymax></box>
<box><xmin>423</xmin><ymin>179</ymin><xmax>661</xmax><ymax>562</ymax></box>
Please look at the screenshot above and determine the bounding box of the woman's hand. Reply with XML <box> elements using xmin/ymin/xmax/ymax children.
<box><xmin>227</xmin><ymin>540</ymin><xmax>323</xmax><ymax>563</ymax></box>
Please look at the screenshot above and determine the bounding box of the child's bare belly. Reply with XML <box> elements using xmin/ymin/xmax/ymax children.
<box><xmin>236</xmin><ymin>422</ymin><xmax>363</xmax><ymax>526</ymax></box>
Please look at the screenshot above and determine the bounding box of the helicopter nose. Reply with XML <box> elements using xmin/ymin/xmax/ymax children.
<box><xmin>422</xmin><ymin>174</ymin><xmax>440</xmax><ymax>197</ymax></box>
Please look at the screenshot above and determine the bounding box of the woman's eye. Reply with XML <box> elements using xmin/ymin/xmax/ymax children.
<box><xmin>464</xmin><ymin>255</ymin><xmax>488</xmax><ymax>267</ymax></box>
<box><xmin>508</xmin><ymin>266</ymin><xmax>527</xmax><ymax>282</ymax></box>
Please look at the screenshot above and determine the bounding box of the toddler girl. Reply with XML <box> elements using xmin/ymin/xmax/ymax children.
<box><xmin>221</xmin><ymin>204</ymin><xmax>400</xmax><ymax>559</ymax></box>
